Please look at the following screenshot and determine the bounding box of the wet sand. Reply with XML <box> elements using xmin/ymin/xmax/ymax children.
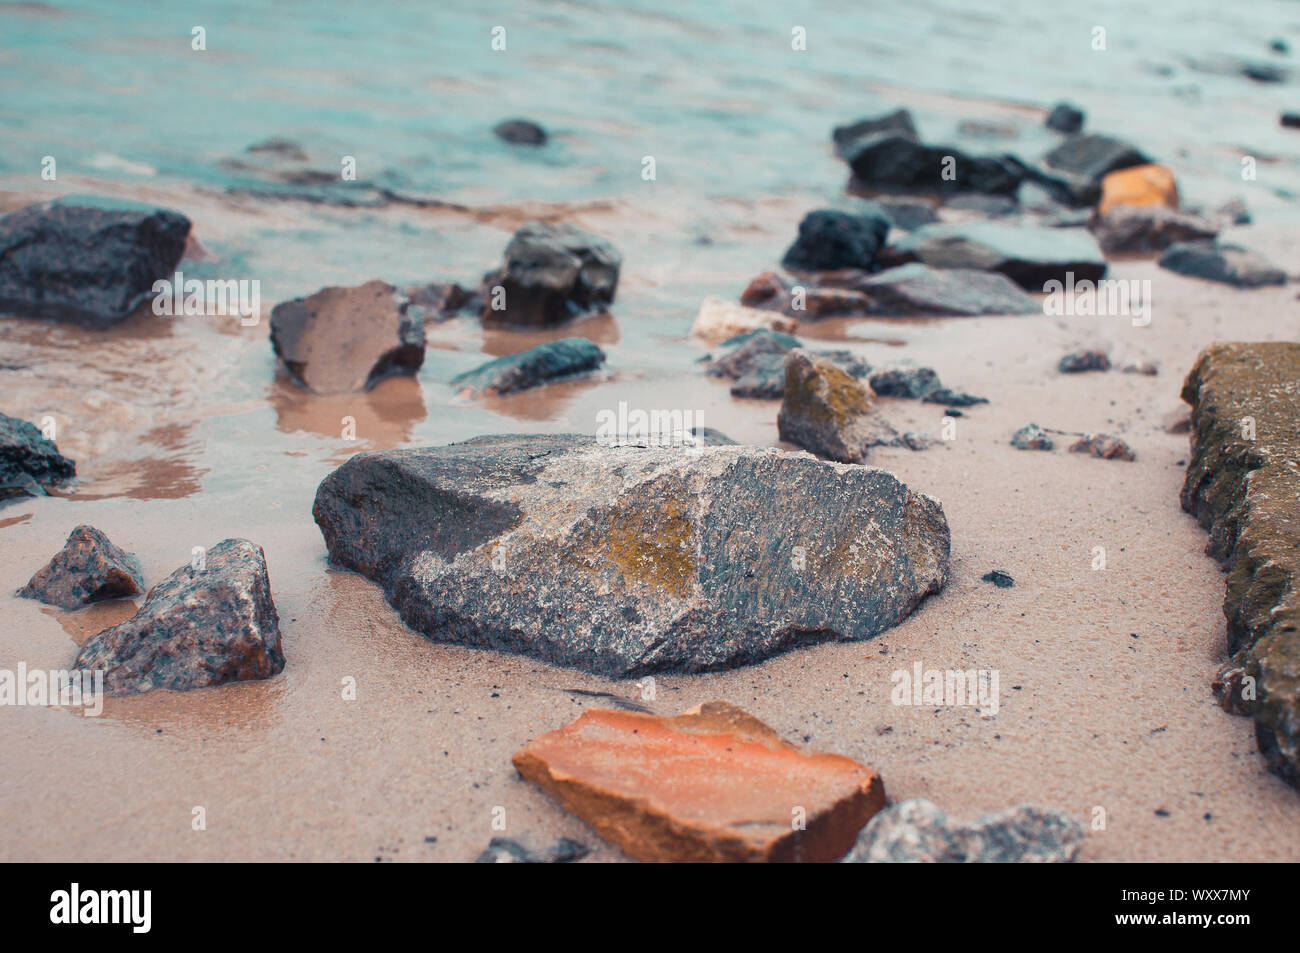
<box><xmin>2</xmin><ymin>170</ymin><xmax>1299</xmax><ymax>862</ymax></box>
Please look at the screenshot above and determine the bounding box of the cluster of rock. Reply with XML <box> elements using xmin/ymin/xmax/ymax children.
<box><xmin>1011</xmin><ymin>423</ymin><xmax>1135</xmax><ymax>461</ymax></box>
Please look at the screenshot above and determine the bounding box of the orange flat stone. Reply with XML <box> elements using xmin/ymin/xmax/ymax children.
<box><xmin>1098</xmin><ymin>163</ymin><xmax>1179</xmax><ymax>215</ymax></box>
<box><xmin>512</xmin><ymin>701</ymin><xmax>886</xmax><ymax>862</ymax></box>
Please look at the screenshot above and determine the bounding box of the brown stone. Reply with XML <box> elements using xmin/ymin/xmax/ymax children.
<box><xmin>1069</xmin><ymin>433</ymin><xmax>1136</xmax><ymax>461</ymax></box>
<box><xmin>512</xmin><ymin>701</ymin><xmax>886</xmax><ymax>862</ymax></box>
<box><xmin>18</xmin><ymin>525</ymin><xmax>143</xmax><ymax>611</ymax></box>
<box><xmin>739</xmin><ymin>271</ymin><xmax>788</xmax><ymax>307</ymax></box>
<box><xmin>1098</xmin><ymin>163</ymin><xmax>1179</xmax><ymax>216</ymax></box>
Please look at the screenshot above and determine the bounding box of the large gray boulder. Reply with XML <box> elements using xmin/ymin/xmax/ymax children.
<box><xmin>312</xmin><ymin>434</ymin><xmax>949</xmax><ymax>677</ymax></box>
<box><xmin>0</xmin><ymin>200</ymin><xmax>191</xmax><ymax>327</ymax></box>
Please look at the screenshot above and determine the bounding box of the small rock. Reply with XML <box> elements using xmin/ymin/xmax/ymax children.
<box><xmin>475</xmin><ymin>836</ymin><xmax>588</xmax><ymax>863</ymax></box>
<box><xmin>18</xmin><ymin>525</ymin><xmax>143</xmax><ymax>610</ymax></box>
<box><xmin>269</xmin><ymin>280</ymin><xmax>426</xmax><ymax>394</ymax></box>
<box><xmin>1213</xmin><ymin>197</ymin><xmax>1251</xmax><ymax>227</ymax></box>
<box><xmin>739</xmin><ymin>271</ymin><xmax>790</xmax><ymax>307</ymax></box>
<box><xmin>855</xmin><ymin>263</ymin><xmax>1039</xmax><ymax>316</ymax></box>
<box><xmin>780</xmin><ymin>208</ymin><xmax>890</xmax><ymax>273</ymax></box>
<box><xmin>452</xmin><ymin>338</ymin><xmax>606</xmax><ymax>397</ymax></box>
<box><xmin>1070</xmin><ymin>433</ymin><xmax>1136</xmax><ymax>461</ymax></box>
<box><xmin>692</xmin><ymin>295</ymin><xmax>796</xmax><ymax>342</ymax></box>
<box><xmin>1058</xmin><ymin>349</ymin><xmax>1110</xmax><ymax>373</ymax></box>
<box><xmin>1044</xmin><ymin>102</ymin><xmax>1085</xmax><ymax>134</ymax></box>
<box><xmin>493</xmin><ymin>119</ymin><xmax>548</xmax><ymax>146</ymax></box>
<box><xmin>831</xmin><ymin>109</ymin><xmax>918</xmax><ymax>159</ymax></box>
<box><xmin>0</xmin><ymin>200</ymin><xmax>191</xmax><ymax>327</ymax></box>
<box><xmin>0</xmin><ymin>413</ymin><xmax>75</xmax><ymax>499</ymax></box>
<box><xmin>1282</xmin><ymin>112</ymin><xmax>1300</xmax><ymax>130</ymax></box>
<box><xmin>1271</xmin><ymin>38</ymin><xmax>1290</xmax><ymax>55</ymax></box>
<box><xmin>481</xmin><ymin>222</ymin><xmax>621</xmax><ymax>326</ymax></box>
<box><xmin>404</xmin><ymin>281</ymin><xmax>479</xmax><ymax>321</ymax></box>
<box><xmin>1097</xmin><ymin>163</ymin><xmax>1178</xmax><ymax>216</ymax></box>
<box><xmin>513</xmin><ymin>701</ymin><xmax>888</xmax><ymax>862</ymax></box>
<box><xmin>901</xmin><ymin>432</ymin><xmax>930</xmax><ymax>451</ymax></box>
<box><xmin>1121</xmin><ymin>360</ymin><xmax>1159</xmax><ymax>376</ymax></box>
<box><xmin>777</xmin><ymin>350</ymin><xmax>897</xmax><ymax>463</ymax></box>
<box><xmin>1091</xmin><ymin>206</ymin><xmax>1218</xmax><ymax>255</ymax></box>
<box><xmin>1159</xmin><ymin>240</ymin><xmax>1287</xmax><ymax>288</ymax></box>
<box><xmin>74</xmin><ymin>539</ymin><xmax>284</xmax><ymax>695</ymax></box>
<box><xmin>894</xmin><ymin>222</ymin><xmax>1107</xmax><ymax>289</ymax></box>
<box><xmin>982</xmin><ymin>569</ymin><xmax>1015</xmax><ymax>588</ymax></box>
<box><xmin>704</xmin><ymin>328</ymin><xmax>800</xmax><ymax>379</ymax></box>
<box><xmin>841</xmin><ymin>798</ymin><xmax>1084</xmax><ymax>863</ymax></box>
<box><xmin>867</xmin><ymin>362</ymin><xmax>987</xmax><ymax>407</ymax></box>
<box><xmin>247</xmin><ymin>137</ymin><xmax>308</xmax><ymax>161</ymax></box>
<box><xmin>1038</xmin><ymin>134</ymin><xmax>1151</xmax><ymax>206</ymax></box>
<box><xmin>875</xmin><ymin>197</ymin><xmax>940</xmax><ymax>232</ymax></box>
<box><xmin>1011</xmin><ymin>424</ymin><xmax>1053</xmax><ymax>451</ymax></box>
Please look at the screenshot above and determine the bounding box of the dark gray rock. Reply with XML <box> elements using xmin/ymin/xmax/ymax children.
<box><xmin>481</xmin><ymin>222</ymin><xmax>621</xmax><ymax>326</ymax></box>
<box><xmin>855</xmin><ymin>263</ymin><xmax>1039</xmax><ymax>316</ymax></box>
<box><xmin>0</xmin><ymin>200</ymin><xmax>191</xmax><ymax>327</ymax></box>
<box><xmin>1041</xmin><ymin>134</ymin><xmax>1150</xmax><ymax>186</ymax></box>
<box><xmin>270</xmin><ymin>280</ymin><xmax>426</xmax><ymax>394</ymax></box>
<box><xmin>1091</xmin><ymin>206</ymin><xmax>1218</xmax><ymax>255</ymax></box>
<box><xmin>781</xmin><ymin>209</ymin><xmax>890</xmax><ymax>272</ymax></box>
<box><xmin>704</xmin><ymin>328</ymin><xmax>801</xmax><ymax>380</ymax></box>
<box><xmin>867</xmin><ymin>363</ymin><xmax>986</xmax><ymax>407</ymax></box>
<box><xmin>894</xmin><ymin>222</ymin><xmax>1106</xmax><ymax>289</ymax></box>
<box><xmin>1011</xmin><ymin>423</ymin><xmax>1053</xmax><ymax>451</ymax></box>
<box><xmin>841</xmin><ymin>799</ymin><xmax>1084</xmax><ymax>863</ymax></box>
<box><xmin>982</xmin><ymin>569</ymin><xmax>1015</xmax><ymax>588</ymax></box>
<box><xmin>844</xmin><ymin>135</ymin><xmax>1025</xmax><ymax>196</ymax></box>
<box><xmin>312</xmin><ymin>434</ymin><xmax>950</xmax><ymax>677</ymax></box>
<box><xmin>18</xmin><ymin>525</ymin><xmax>143</xmax><ymax>610</ymax></box>
<box><xmin>777</xmin><ymin>351</ymin><xmax>899</xmax><ymax>462</ymax></box>
<box><xmin>475</xmin><ymin>836</ymin><xmax>588</xmax><ymax>863</ymax></box>
<box><xmin>452</xmin><ymin>338</ymin><xmax>606</xmax><ymax>397</ymax></box>
<box><xmin>494</xmin><ymin>119</ymin><xmax>548</xmax><ymax>146</ymax></box>
<box><xmin>0</xmin><ymin>413</ymin><xmax>75</xmax><ymax>499</ymax></box>
<box><xmin>73</xmin><ymin>538</ymin><xmax>284</xmax><ymax>695</ymax></box>
<box><xmin>1283</xmin><ymin>112</ymin><xmax>1300</xmax><ymax>130</ymax></box>
<box><xmin>1159</xmin><ymin>241</ymin><xmax>1287</xmax><ymax>287</ymax></box>
<box><xmin>1058</xmin><ymin>349</ymin><xmax>1110</xmax><ymax>373</ymax></box>
<box><xmin>1045</xmin><ymin>102</ymin><xmax>1084</xmax><ymax>134</ymax></box>
<box><xmin>405</xmin><ymin>281</ymin><xmax>480</xmax><ymax>321</ymax></box>
<box><xmin>875</xmin><ymin>197</ymin><xmax>940</xmax><ymax>231</ymax></box>
<box><xmin>944</xmin><ymin>193</ymin><xmax>1019</xmax><ymax>218</ymax></box>
<box><xmin>832</xmin><ymin>109</ymin><xmax>918</xmax><ymax>159</ymax></box>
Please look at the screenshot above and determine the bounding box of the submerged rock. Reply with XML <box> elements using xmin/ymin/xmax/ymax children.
<box><xmin>73</xmin><ymin>538</ymin><xmax>283</xmax><ymax>695</ymax></box>
<box><xmin>778</xmin><ymin>351</ymin><xmax>898</xmax><ymax>462</ymax></box>
<box><xmin>313</xmin><ymin>434</ymin><xmax>950</xmax><ymax>677</ymax></box>
<box><xmin>269</xmin><ymin>280</ymin><xmax>426</xmax><ymax>394</ymax></box>
<box><xmin>781</xmin><ymin>208</ymin><xmax>890</xmax><ymax>272</ymax></box>
<box><xmin>894</xmin><ymin>222</ymin><xmax>1106</xmax><ymax>289</ymax></box>
<box><xmin>18</xmin><ymin>525</ymin><xmax>143</xmax><ymax>610</ymax></box>
<box><xmin>513</xmin><ymin>701</ymin><xmax>888</xmax><ymax>862</ymax></box>
<box><xmin>691</xmin><ymin>295</ymin><xmax>796</xmax><ymax>342</ymax></box>
<box><xmin>855</xmin><ymin>263</ymin><xmax>1039</xmax><ymax>316</ymax></box>
<box><xmin>1011</xmin><ymin>423</ymin><xmax>1053</xmax><ymax>451</ymax></box>
<box><xmin>1159</xmin><ymin>241</ymin><xmax>1287</xmax><ymax>287</ymax></box>
<box><xmin>475</xmin><ymin>837</ymin><xmax>587</xmax><ymax>863</ymax></box>
<box><xmin>493</xmin><ymin>119</ymin><xmax>548</xmax><ymax>146</ymax></box>
<box><xmin>1181</xmin><ymin>342</ymin><xmax>1300</xmax><ymax>788</ymax></box>
<box><xmin>0</xmin><ymin>413</ymin><xmax>75</xmax><ymax>499</ymax></box>
<box><xmin>481</xmin><ymin>222</ymin><xmax>621</xmax><ymax>326</ymax></box>
<box><xmin>1070</xmin><ymin>433</ymin><xmax>1136</xmax><ymax>461</ymax></box>
<box><xmin>1045</xmin><ymin>102</ymin><xmax>1084</xmax><ymax>134</ymax></box>
<box><xmin>1091</xmin><ymin>206</ymin><xmax>1218</xmax><ymax>255</ymax></box>
<box><xmin>0</xmin><ymin>200</ymin><xmax>191</xmax><ymax>327</ymax></box>
<box><xmin>841</xmin><ymin>799</ymin><xmax>1084</xmax><ymax>863</ymax></box>
<box><xmin>1058</xmin><ymin>349</ymin><xmax>1110</xmax><ymax>373</ymax></box>
<box><xmin>452</xmin><ymin>338</ymin><xmax>606</xmax><ymax>397</ymax></box>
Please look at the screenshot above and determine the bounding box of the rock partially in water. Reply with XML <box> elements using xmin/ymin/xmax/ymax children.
<box><xmin>313</xmin><ymin>434</ymin><xmax>949</xmax><ymax>677</ymax></box>
<box><xmin>453</xmin><ymin>338</ymin><xmax>606</xmax><ymax>397</ymax></box>
<box><xmin>1070</xmin><ymin>433</ymin><xmax>1136</xmax><ymax>461</ymax></box>
<box><xmin>1098</xmin><ymin>163</ymin><xmax>1179</xmax><ymax>216</ymax></box>
<box><xmin>1058</xmin><ymin>349</ymin><xmax>1111</xmax><ymax>373</ymax></box>
<box><xmin>475</xmin><ymin>837</ymin><xmax>588</xmax><ymax>863</ymax></box>
<box><xmin>855</xmin><ymin>263</ymin><xmax>1039</xmax><ymax>316</ymax></box>
<box><xmin>841</xmin><ymin>799</ymin><xmax>1084</xmax><ymax>863</ymax></box>
<box><xmin>1035</xmin><ymin>134</ymin><xmax>1151</xmax><ymax>206</ymax></box>
<box><xmin>404</xmin><ymin>280</ymin><xmax>480</xmax><ymax>321</ymax></box>
<box><xmin>1011</xmin><ymin>423</ymin><xmax>1053</xmax><ymax>451</ymax></box>
<box><xmin>73</xmin><ymin>538</ymin><xmax>284</xmax><ymax>696</ymax></box>
<box><xmin>493</xmin><ymin>119</ymin><xmax>548</xmax><ymax>146</ymax></box>
<box><xmin>269</xmin><ymin>280</ymin><xmax>426</xmax><ymax>394</ymax></box>
<box><xmin>481</xmin><ymin>222</ymin><xmax>621</xmax><ymax>327</ymax></box>
<box><xmin>1159</xmin><ymin>241</ymin><xmax>1287</xmax><ymax>288</ymax></box>
<box><xmin>778</xmin><ymin>350</ymin><xmax>899</xmax><ymax>462</ymax></box>
<box><xmin>781</xmin><ymin>208</ymin><xmax>890</xmax><ymax>272</ymax></box>
<box><xmin>513</xmin><ymin>701</ymin><xmax>888</xmax><ymax>862</ymax></box>
<box><xmin>894</xmin><ymin>222</ymin><xmax>1106</xmax><ymax>289</ymax></box>
<box><xmin>832</xmin><ymin>108</ymin><xmax>918</xmax><ymax>159</ymax></box>
<box><xmin>0</xmin><ymin>413</ymin><xmax>75</xmax><ymax>499</ymax></box>
<box><xmin>691</xmin><ymin>295</ymin><xmax>796</xmax><ymax>342</ymax></box>
<box><xmin>1045</xmin><ymin>102</ymin><xmax>1084</xmax><ymax>134</ymax></box>
<box><xmin>0</xmin><ymin>200</ymin><xmax>191</xmax><ymax>327</ymax></box>
<box><xmin>739</xmin><ymin>271</ymin><xmax>790</xmax><ymax>307</ymax></box>
<box><xmin>1091</xmin><ymin>206</ymin><xmax>1218</xmax><ymax>255</ymax></box>
<box><xmin>18</xmin><ymin>525</ymin><xmax>143</xmax><ymax>611</ymax></box>
<box><xmin>1181</xmin><ymin>342</ymin><xmax>1300</xmax><ymax>788</ymax></box>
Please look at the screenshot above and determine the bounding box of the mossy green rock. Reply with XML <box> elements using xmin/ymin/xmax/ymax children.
<box><xmin>1181</xmin><ymin>342</ymin><xmax>1300</xmax><ymax>788</ymax></box>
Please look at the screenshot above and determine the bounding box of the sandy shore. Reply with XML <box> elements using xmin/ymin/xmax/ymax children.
<box><xmin>2</xmin><ymin>176</ymin><xmax>1299</xmax><ymax>862</ymax></box>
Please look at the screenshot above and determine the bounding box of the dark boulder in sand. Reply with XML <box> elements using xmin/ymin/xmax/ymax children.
<box><xmin>894</xmin><ymin>223</ymin><xmax>1106</xmax><ymax>289</ymax></box>
<box><xmin>1044</xmin><ymin>102</ymin><xmax>1084</xmax><ymax>134</ymax></box>
<box><xmin>1159</xmin><ymin>241</ymin><xmax>1286</xmax><ymax>288</ymax></box>
<box><xmin>269</xmin><ymin>280</ymin><xmax>426</xmax><ymax>394</ymax></box>
<box><xmin>777</xmin><ymin>351</ymin><xmax>899</xmax><ymax>462</ymax></box>
<box><xmin>312</xmin><ymin>434</ymin><xmax>949</xmax><ymax>678</ymax></box>
<box><xmin>18</xmin><ymin>525</ymin><xmax>143</xmax><ymax>610</ymax></box>
<box><xmin>481</xmin><ymin>222</ymin><xmax>621</xmax><ymax>327</ymax></box>
<box><xmin>781</xmin><ymin>209</ymin><xmax>890</xmax><ymax>272</ymax></box>
<box><xmin>0</xmin><ymin>413</ymin><xmax>75</xmax><ymax>499</ymax></box>
<box><xmin>494</xmin><ymin>119</ymin><xmax>548</xmax><ymax>146</ymax></box>
<box><xmin>0</xmin><ymin>200</ymin><xmax>190</xmax><ymax>327</ymax></box>
<box><xmin>74</xmin><ymin>538</ymin><xmax>283</xmax><ymax>695</ymax></box>
<box><xmin>854</xmin><ymin>263</ymin><xmax>1039</xmax><ymax>316</ymax></box>
<box><xmin>1182</xmin><ymin>343</ymin><xmax>1300</xmax><ymax>788</ymax></box>
<box><xmin>452</xmin><ymin>338</ymin><xmax>606</xmax><ymax>397</ymax></box>
<box><xmin>832</xmin><ymin>109</ymin><xmax>918</xmax><ymax>159</ymax></box>
<box><xmin>842</xmin><ymin>799</ymin><xmax>1084</xmax><ymax>863</ymax></box>
<box><xmin>1091</xmin><ymin>206</ymin><xmax>1218</xmax><ymax>255</ymax></box>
